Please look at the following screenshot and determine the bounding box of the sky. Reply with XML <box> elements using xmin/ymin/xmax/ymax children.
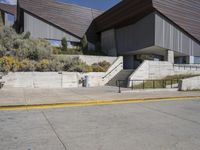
<box><xmin>0</xmin><ymin>0</ymin><xmax>121</xmax><ymax>10</ymax></box>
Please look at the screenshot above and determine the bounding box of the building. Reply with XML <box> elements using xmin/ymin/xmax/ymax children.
<box><xmin>0</xmin><ymin>0</ymin><xmax>102</xmax><ymax>48</ymax></box>
<box><xmin>0</xmin><ymin>0</ymin><xmax>200</xmax><ymax>66</ymax></box>
<box><xmin>94</xmin><ymin>0</ymin><xmax>200</xmax><ymax>68</ymax></box>
<box><xmin>0</xmin><ymin>3</ymin><xmax>16</xmax><ymax>26</ymax></box>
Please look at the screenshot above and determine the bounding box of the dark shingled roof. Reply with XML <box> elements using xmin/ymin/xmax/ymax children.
<box><xmin>95</xmin><ymin>0</ymin><xmax>200</xmax><ymax>42</ymax></box>
<box><xmin>0</xmin><ymin>3</ymin><xmax>16</xmax><ymax>16</ymax></box>
<box><xmin>18</xmin><ymin>0</ymin><xmax>103</xmax><ymax>38</ymax></box>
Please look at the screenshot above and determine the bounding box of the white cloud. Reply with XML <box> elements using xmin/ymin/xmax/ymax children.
<box><xmin>1</xmin><ymin>0</ymin><xmax>17</xmax><ymax>5</ymax></box>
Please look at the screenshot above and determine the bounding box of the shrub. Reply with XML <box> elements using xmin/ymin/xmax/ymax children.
<box><xmin>91</xmin><ymin>61</ymin><xmax>111</xmax><ymax>72</ymax></box>
<box><xmin>0</xmin><ymin>56</ymin><xmax>19</xmax><ymax>72</ymax></box>
<box><xmin>52</xmin><ymin>47</ymin><xmax>62</xmax><ymax>54</ymax></box>
<box><xmin>0</xmin><ymin>27</ymin><xmax>53</xmax><ymax>61</ymax></box>
<box><xmin>18</xmin><ymin>59</ymin><xmax>36</xmax><ymax>72</ymax></box>
<box><xmin>0</xmin><ymin>44</ymin><xmax>6</xmax><ymax>57</ymax></box>
<box><xmin>98</xmin><ymin>61</ymin><xmax>111</xmax><ymax>71</ymax></box>
<box><xmin>36</xmin><ymin>59</ymin><xmax>50</xmax><ymax>71</ymax></box>
<box><xmin>23</xmin><ymin>31</ymin><xmax>31</xmax><ymax>39</ymax></box>
<box><xmin>48</xmin><ymin>59</ymin><xmax>64</xmax><ymax>71</ymax></box>
<box><xmin>91</xmin><ymin>64</ymin><xmax>105</xmax><ymax>72</ymax></box>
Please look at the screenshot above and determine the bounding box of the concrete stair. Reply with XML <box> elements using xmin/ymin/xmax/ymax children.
<box><xmin>106</xmin><ymin>69</ymin><xmax>134</xmax><ymax>87</ymax></box>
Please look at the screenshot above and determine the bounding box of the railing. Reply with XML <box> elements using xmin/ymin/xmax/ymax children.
<box><xmin>173</xmin><ymin>64</ymin><xmax>200</xmax><ymax>71</ymax></box>
<box><xmin>116</xmin><ymin>79</ymin><xmax>181</xmax><ymax>93</ymax></box>
<box><xmin>102</xmin><ymin>56</ymin><xmax>123</xmax><ymax>85</ymax></box>
<box><xmin>103</xmin><ymin>62</ymin><xmax>123</xmax><ymax>79</ymax></box>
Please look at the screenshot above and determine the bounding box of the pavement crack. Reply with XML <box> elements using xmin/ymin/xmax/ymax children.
<box><xmin>42</xmin><ymin>111</ymin><xmax>68</xmax><ymax>150</ymax></box>
<box><xmin>139</xmin><ymin>103</ymin><xmax>200</xmax><ymax>126</ymax></box>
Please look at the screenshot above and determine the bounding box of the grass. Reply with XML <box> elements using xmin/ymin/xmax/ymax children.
<box><xmin>132</xmin><ymin>74</ymin><xmax>200</xmax><ymax>89</ymax></box>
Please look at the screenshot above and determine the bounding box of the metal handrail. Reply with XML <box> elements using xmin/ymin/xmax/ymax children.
<box><xmin>117</xmin><ymin>79</ymin><xmax>182</xmax><ymax>93</ymax></box>
<box><xmin>103</xmin><ymin>62</ymin><xmax>123</xmax><ymax>79</ymax></box>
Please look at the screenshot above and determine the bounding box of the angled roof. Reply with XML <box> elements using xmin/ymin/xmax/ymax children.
<box><xmin>18</xmin><ymin>0</ymin><xmax>103</xmax><ymax>38</ymax></box>
<box><xmin>95</xmin><ymin>0</ymin><xmax>200</xmax><ymax>42</ymax></box>
<box><xmin>153</xmin><ymin>0</ymin><xmax>200</xmax><ymax>43</ymax></box>
<box><xmin>0</xmin><ymin>3</ymin><xmax>16</xmax><ymax>16</ymax></box>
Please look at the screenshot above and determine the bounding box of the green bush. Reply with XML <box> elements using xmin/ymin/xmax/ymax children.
<box><xmin>48</xmin><ymin>59</ymin><xmax>64</xmax><ymax>71</ymax></box>
<box><xmin>0</xmin><ymin>27</ymin><xmax>53</xmax><ymax>61</ymax></box>
<box><xmin>36</xmin><ymin>59</ymin><xmax>50</xmax><ymax>71</ymax></box>
<box><xmin>98</xmin><ymin>61</ymin><xmax>111</xmax><ymax>71</ymax></box>
<box><xmin>0</xmin><ymin>56</ymin><xmax>19</xmax><ymax>72</ymax></box>
<box><xmin>91</xmin><ymin>61</ymin><xmax>111</xmax><ymax>72</ymax></box>
<box><xmin>0</xmin><ymin>44</ymin><xmax>6</xmax><ymax>57</ymax></box>
<box><xmin>18</xmin><ymin>59</ymin><xmax>36</xmax><ymax>72</ymax></box>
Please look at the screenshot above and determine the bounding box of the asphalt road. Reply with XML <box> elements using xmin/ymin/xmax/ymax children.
<box><xmin>0</xmin><ymin>99</ymin><xmax>200</xmax><ymax>150</ymax></box>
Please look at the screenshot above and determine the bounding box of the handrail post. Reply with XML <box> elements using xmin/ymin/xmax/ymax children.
<box><xmin>131</xmin><ymin>80</ymin><xmax>134</xmax><ymax>90</ymax></box>
<box><xmin>143</xmin><ymin>80</ymin><xmax>145</xmax><ymax>89</ymax></box>
<box><xmin>153</xmin><ymin>80</ymin><xmax>155</xmax><ymax>89</ymax></box>
<box><xmin>171</xmin><ymin>80</ymin><xmax>173</xmax><ymax>88</ymax></box>
<box><xmin>118</xmin><ymin>81</ymin><xmax>121</xmax><ymax>93</ymax></box>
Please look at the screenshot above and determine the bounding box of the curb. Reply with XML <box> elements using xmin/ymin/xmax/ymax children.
<box><xmin>0</xmin><ymin>96</ymin><xmax>200</xmax><ymax>110</ymax></box>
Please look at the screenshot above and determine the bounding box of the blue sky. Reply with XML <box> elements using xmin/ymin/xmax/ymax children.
<box><xmin>0</xmin><ymin>0</ymin><xmax>121</xmax><ymax>10</ymax></box>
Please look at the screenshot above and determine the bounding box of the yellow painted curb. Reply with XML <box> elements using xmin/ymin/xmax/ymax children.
<box><xmin>0</xmin><ymin>96</ymin><xmax>200</xmax><ymax>111</ymax></box>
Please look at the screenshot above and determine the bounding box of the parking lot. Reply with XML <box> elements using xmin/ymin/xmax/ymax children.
<box><xmin>0</xmin><ymin>98</ymin><xmax>200</xmax><ymax>150</ymax></box>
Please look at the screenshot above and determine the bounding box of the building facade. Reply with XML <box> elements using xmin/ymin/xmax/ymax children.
<box><xmin>0</xmin><ymin>0</ymin><xmax>102</xmax><ymax>48</ymax></box>
<box><xmin>0</xmin><ymin>0</ymin><xmax>200</xmax><ymax>67</ymax></box>
<box><xmin>94</xmin><ymin>0</ymin><xmax>200</xmax><ymax>68</ymax></box>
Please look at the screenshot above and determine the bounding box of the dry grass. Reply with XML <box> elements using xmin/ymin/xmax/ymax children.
<box><xmin>132</xmin><ymin>74</ymin><xmax>200</xmax><ymax>89</ymax></box>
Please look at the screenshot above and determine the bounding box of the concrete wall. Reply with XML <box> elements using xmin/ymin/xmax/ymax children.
<box><xmin>115</xmin><ymin>13</ymin><xmax>155</xmax><ymax>54</ymax></box>
<box><xmin>155</xmin><ymin>13</ymin><xmax>200</xmax><ymax>56</ymax></box>
<box><xmin>2</xmin><ymin>56</ymin><xmax>121</xmax><ymax>88</ymax></box>
<box><xmin>24</xmin><ymin>12</ymin><xmax>80</xmax><ymax>42</ymax></box>
<box><xmin>179</xmin><ymin>76</ymin><xmax>200</xmax><ymax>91</ymax></box>
<box><xmin>3</xmin><ymin>72</ymin><xmax>81</xmax><ymax>88</ymax></box>
<box><xmin>54</xmin><ymin>55</ymin><xmax>117</xmax><ymax>65</ymax></box>
<box><xmin>129</xmin><ymin>61</ymin><xmax>174</xmax><ymax>81</ymax></box>
<box><xmin>129</xmin><ymin>61</ymin><xmax>200</xmax><ymax>82</ymax></box>
<box><xmin>2</xmin><ymin>72</ymin><xmax>107</xmax><ymax>88</ymax></box>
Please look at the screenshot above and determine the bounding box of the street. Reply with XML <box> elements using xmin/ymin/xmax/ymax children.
<box><xmin>0</xmin><ymin>99</ymin><xmax>200</xmax><ymax>150</ymax></box>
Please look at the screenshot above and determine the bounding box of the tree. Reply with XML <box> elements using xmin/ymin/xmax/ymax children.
<box><xmin>23</xmin><ymin>31</ymin><xmax>31</xmax><ymax>39</ymax></box>
<box><xmin>81</xmin><ymin>35</ymin><xmax>88</xmax><ymax>51</ymax></box>
<box><xmin>61</xmin><ymin>37</ymin><xmax>68</xmax><ymax>51</ymax></box>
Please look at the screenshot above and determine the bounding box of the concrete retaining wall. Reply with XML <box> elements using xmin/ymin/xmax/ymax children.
<box><xmin>3</xmin><ymin>72</ymin><xmax>81</xmax><ymax>88</ymax></box>
<box><xmin>54</xmin><ymin>55</ymin><xmax>117</xmax><ymax>65</ymax></box>
<box><xmin>3</xmin><ymin>72</ymin><xmax>107</xmax><ymax>88</ymax></box>
<box><xmin>129</xmin><ymin>61</ymin><xmax>174</xmax><ymax>80</ymax></box>
<box><xmin>179</xmin><ymin>76</ymin><xmax>200</xmax><ymax>91</ymax></box>
<box><xmin>2</xmin><ymin>56</ymin><xmax>121</xmax><ymax>88</ymax></box>
<box><xmin>130</xmin><ymin>61</ymin><xmax>200</xmax><ymax>81</ymax></box>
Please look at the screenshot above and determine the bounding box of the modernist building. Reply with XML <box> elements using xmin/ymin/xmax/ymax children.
<box><xmin>0</xmin><ymin>0</ymin><xmax>200</xmax><ymax>67</ymax></box>
<box><xmin>0</xmin><ymin>3</ymin><xmax>16</xmax><ymax>26</ymax></box>
<box><xmin>94</xmin><ymin>0</ymin><xmax>200</xmax><ymax>68</ymax></box>
<box><xmin>0</xmin><ymin>0</ymin><xmax>102</xmax><ymax>48</ymax></box>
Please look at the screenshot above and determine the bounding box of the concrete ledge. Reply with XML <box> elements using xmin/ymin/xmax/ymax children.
<box><xmin>179</xmin><ymin>76</ymin><xmax>200</xmax><ymax>91</ymax></box>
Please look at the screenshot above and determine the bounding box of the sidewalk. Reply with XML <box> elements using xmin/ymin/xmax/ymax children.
<box><xmin>0</xmin><ymin>86</ymin><xmax>200</xmax><ymax>107</ymax></box>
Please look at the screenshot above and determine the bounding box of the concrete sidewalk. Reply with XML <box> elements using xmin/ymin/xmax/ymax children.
<box><xmin>0</xmin><ymin>86</ymin><xmax>200</xmax><ymax>106</ymax></box>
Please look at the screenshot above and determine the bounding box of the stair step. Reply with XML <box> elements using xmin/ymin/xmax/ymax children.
<box><xmin>106</xmin><ymin>69</ymin><xmax>134</xmax><ymax>87</ymax></box>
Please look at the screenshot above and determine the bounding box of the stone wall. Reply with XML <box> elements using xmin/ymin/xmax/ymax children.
<box><xmin>179</xmin><ymin>76</ymin><xmax>200</xmax><ymax>91</ymax></box>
